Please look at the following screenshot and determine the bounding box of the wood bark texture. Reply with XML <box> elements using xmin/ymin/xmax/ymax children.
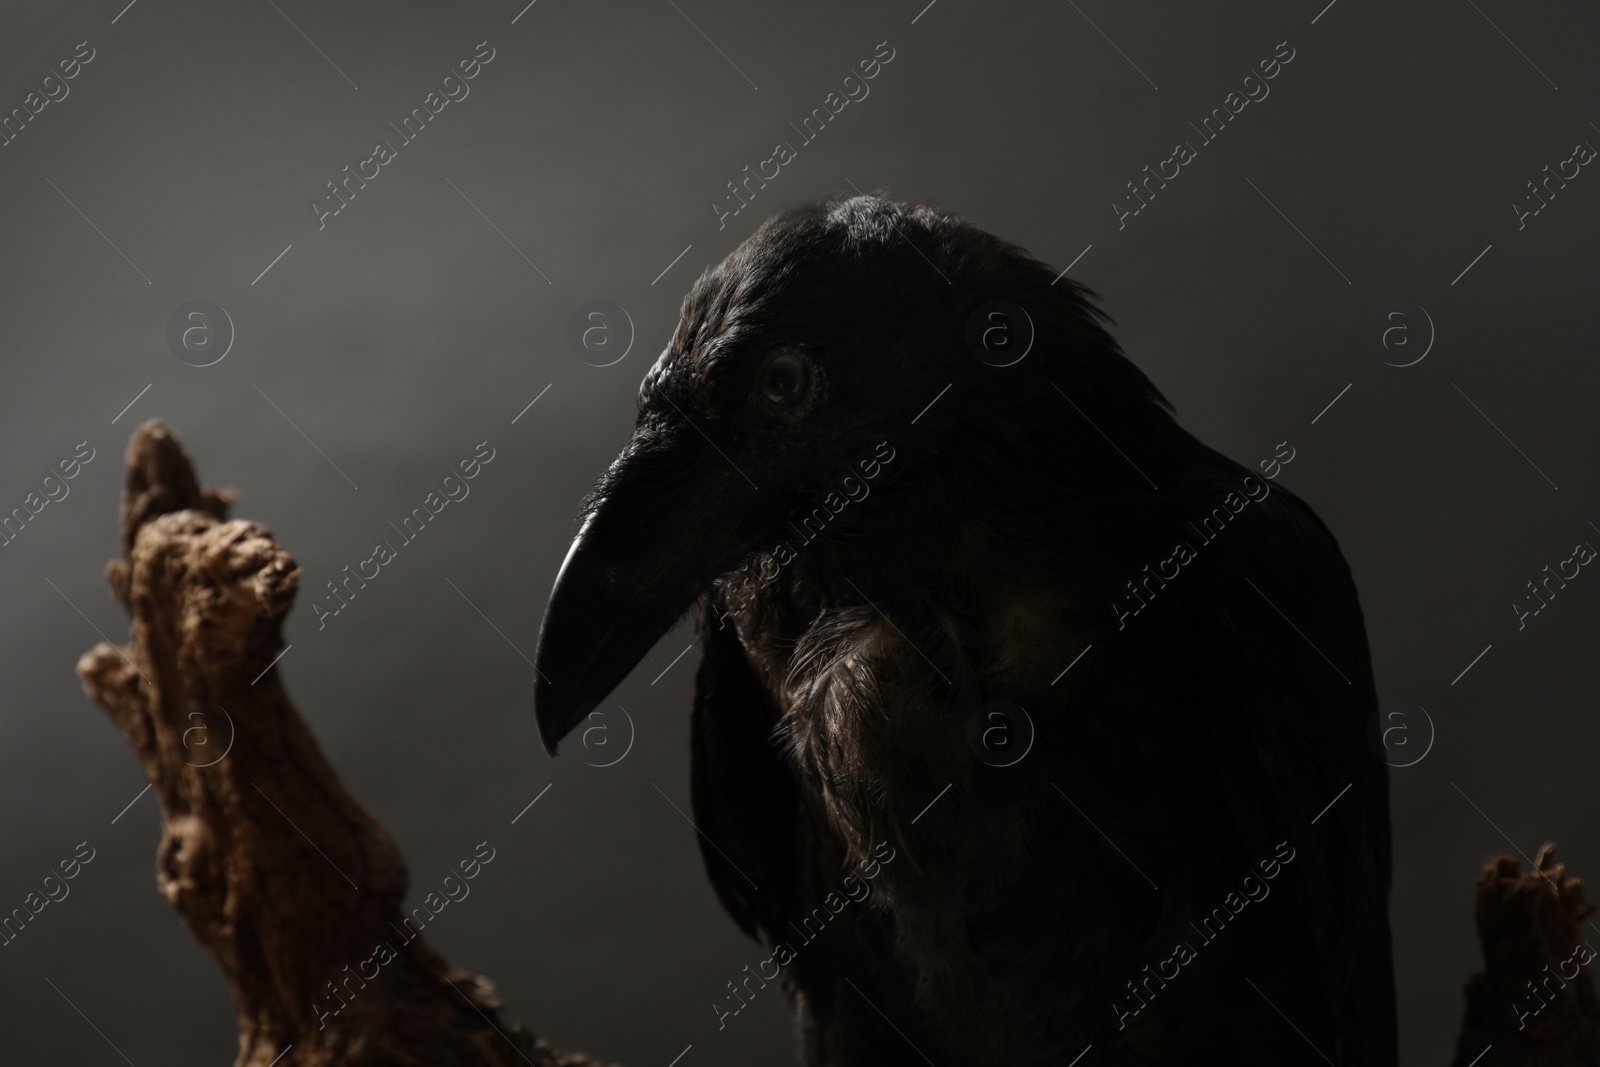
<box><xmin>75</xmin><ymin>420</ymin><xmax>606</xmax><ymax>1067</ymax></box>
<box><xmin>71</xmin><ymin>420</ymin><xmax>1600</xmax><ymax>1066</ymax></box>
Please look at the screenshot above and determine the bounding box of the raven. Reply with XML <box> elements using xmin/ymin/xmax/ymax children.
<box><xmin>534</xmin><ymin>196</ymin><xmax>1395</xmax><ymax>1066</ymax></box>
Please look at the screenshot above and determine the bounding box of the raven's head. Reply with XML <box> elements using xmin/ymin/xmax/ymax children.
<box><xmin>533</xmin><ymin>195</ymin><xmax>1174</xmax><ymax>752</ymax></box>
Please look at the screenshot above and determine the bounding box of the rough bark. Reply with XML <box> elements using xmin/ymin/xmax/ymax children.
<box><xmin>75</xmin><ymin>420</ymin><xmax>606</xmax><ymax>1067</ymax></box>
<box><xmin>72</xmin><ymin>420</ymin><xmax>1600</xmax><ymax>1066</ymax></box>
<box><xmin>1450</xmin><ymin>844</ymin><xmax>1600</xmax><ymax>1066</ymax></box>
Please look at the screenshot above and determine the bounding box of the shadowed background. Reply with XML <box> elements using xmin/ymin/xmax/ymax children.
<box><xmin>1</xmin><ymin>0</ymin><xmax>1597</xmax><ymax>1062</ymax></box>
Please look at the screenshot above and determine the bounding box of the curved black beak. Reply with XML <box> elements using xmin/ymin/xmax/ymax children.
<box><xmin>533</xmin><ymin>435</ymin><xmax>756</xmax><ymax>754</ymax></box>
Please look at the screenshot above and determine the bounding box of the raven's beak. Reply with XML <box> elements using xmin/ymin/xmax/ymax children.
<box><xmin>533</xmin><ymin>437</ymin><xmax>755</xmax><ymax>754</ymax></box>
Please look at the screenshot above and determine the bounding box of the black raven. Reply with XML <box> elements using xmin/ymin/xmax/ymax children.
<box><xmin>534</xmin><ymin>196</ymin><xmax>1395</xmax><ymax>1066</ymax></box>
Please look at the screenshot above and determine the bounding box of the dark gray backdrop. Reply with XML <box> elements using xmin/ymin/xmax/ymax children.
<box><xmin>1</xmin><ymin>0</ymin><xmax>1596</xmax><ymax>1063</ymax></box>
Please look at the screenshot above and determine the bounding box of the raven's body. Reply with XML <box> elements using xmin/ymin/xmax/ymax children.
<box><xmin>535</xmin><ymin>197</ymin><xmax>1396</xmax><ymax>1065</ymax></box>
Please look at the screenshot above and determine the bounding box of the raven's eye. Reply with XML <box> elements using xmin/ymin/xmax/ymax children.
<box><xmin>756</xmin><ymin>350</ymin><xmax>814</xmax><ymax>411</ymax></box>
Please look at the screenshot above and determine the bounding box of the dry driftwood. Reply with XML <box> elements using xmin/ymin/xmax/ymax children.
<box><xmin>1451</xmin><ymin>845</ymin><xmax>1600</xmax><ymax>1066</ymax></box>
<box><xmin>72</xmin><ymin>420</ymin><xmax>1600</xmax><ymax>1066</ymax></box>
<box><xmin>75</xmin><ymin>420</ymin><xmax>605</xmax><ymax>1067</ymax></box>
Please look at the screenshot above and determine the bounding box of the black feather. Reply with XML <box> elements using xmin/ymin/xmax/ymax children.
<box><xmin>639</xmin><ymin>195</ymin><xmax>1394</xmax><ymax>1065</ymax></box>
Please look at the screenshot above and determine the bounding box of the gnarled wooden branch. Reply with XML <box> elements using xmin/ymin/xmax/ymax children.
<box><xmin>1451</xmin><ymin>845</ymin><xmax>1600</xmax><ymax>1066</ymax></box>
<box><xmin>70</xmin><ymin>420</ymin><xmax>1600</xmax><ymax>1066</ymax></box>
<box><xmin>76</xmin><ymin>420</ymin><xmax>605</xmax><ymax>1067</ymax></box>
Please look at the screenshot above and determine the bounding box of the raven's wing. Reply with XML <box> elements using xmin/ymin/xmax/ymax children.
<box><xmin>688</xmin><ymin>596</ymin><xmax>799</xmax><ymax>941</ymax></box>
<box><xmin>1179</xmin><ymin>475</ymin><xmax>1397</xmax><ymax>1064</ymax></box>
<box><xmin>1074</xmin><ymin>470</ymin><xmax>1394</xmax><ymax>1063</ymax></box>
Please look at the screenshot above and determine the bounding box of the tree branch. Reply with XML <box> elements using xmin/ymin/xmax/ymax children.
<box><xmin>76</xmin><ymin>420</ymin><xmax>607</xmax><ymax>1067</ymax></box>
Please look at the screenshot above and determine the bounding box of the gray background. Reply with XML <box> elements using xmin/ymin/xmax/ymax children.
<box><xmin>0</xmin><ymin>0</ymin><xmax>1596</xmax><ymax>1063</ymax></box>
